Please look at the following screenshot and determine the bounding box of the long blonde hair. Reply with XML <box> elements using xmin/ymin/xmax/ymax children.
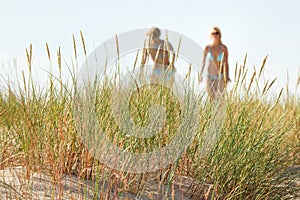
<box><xmin>146</xmin><ymin>27</ymin><xmax>161</xmax><ymax>44</ymax></box>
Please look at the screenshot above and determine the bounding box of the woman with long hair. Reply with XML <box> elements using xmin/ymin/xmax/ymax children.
<box><xmin>200</xmin><ymin>27</ymin><xmax>230</xmax><ymax>100</ymax></box>
<box><xmin>141</xmin><ymin>27</ymin><xmax>175</xmax><ymax>85</ymax></box>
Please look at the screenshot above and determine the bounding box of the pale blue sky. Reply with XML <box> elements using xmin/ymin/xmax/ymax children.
<box><xmin>0</xmin><ymin>0</ymin><xmax>299</xmax><ymax>96</ymax></box>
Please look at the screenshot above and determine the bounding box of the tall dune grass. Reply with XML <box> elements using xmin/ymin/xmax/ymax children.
<box><xmin>0</xmin><ymin>34</ymin><xmax>299</xmax><ymax>199</ymax></box>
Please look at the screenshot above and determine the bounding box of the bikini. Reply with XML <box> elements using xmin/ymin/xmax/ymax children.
<box><xmin>208</xmin><ymin>51</ymin><xmax>223</xmax><ymax>62</ymax></box>
<box><xmin>151</xmin><ymin>42</ymin><xmax>175</xmax><ymax>81</ymax></box>
<box><xmin>153</xmin><ymin>67</ymin><xmax>175</xmax><ymax>81</ymax></box>
<box><xmin>207</xmin><ymin>50</ymin><xmax>224</xmax><ymax>81</ymax></box>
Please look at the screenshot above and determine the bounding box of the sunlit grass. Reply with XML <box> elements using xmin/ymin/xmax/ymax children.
<box><xmin>0</xmin><ymin>34</ymin><xmax>299</xmax><ymax>199</ymax></box>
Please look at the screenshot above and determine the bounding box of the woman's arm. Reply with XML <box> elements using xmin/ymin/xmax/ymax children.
<box><xmin>223</xmin><ymin>45</ymin><xmax>230</xmax><ymax>83</ymax></box>
<box><xmin>141</xmin><ymin>45</ymin><xmax>148</xmax><ymax>66</ymax></box>
<box><xmin>200</xmin><ymin>45</ymin><xmax>209</xmax><ymax>81</ymax></box>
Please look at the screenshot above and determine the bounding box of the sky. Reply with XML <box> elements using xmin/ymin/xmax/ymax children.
<box><xmin>0</xmin><ymin>0</ymin><xmax>299</xmax><ymax>97</ymax></box>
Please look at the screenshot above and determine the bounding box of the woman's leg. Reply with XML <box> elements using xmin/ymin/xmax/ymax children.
<box><xmin>151</xmin><ymin>68</ymin><xmax>161</xmax><ymax>83</ymax></box>
<box><xmin>216</xmin><ymin>79</ymin><xmax>225</xmax><ymax>98</ymax></box>
<box><xmin>206</xmin><ymin>78</ymin><xmax>217</xmax><ymax>100</ymax></box>
<box><xmin>165</xmin><ymin>69</ymin><xmax>175</xmax><ymax>87</ymax></box>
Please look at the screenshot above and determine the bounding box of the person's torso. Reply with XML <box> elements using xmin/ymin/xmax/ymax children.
<box><xmin>207</xmin><ymin>45</ymin><xmax>226</xmax><ymax>75</ymax></box>
<box><xmin>149</xmin><ymin>40</ymin><xmax>172</xmax><ymax>68</ymax></box>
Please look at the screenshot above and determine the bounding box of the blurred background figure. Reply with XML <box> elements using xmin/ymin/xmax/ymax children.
<box><xmin>141</xmin><ymin>27</ymin><xmax>176</xmax><ymax>86</ymax></box>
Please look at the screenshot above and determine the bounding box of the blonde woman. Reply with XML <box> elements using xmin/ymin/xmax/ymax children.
<box><xmin>141</xmin><ymin>27</ymin><xmax>175</xmax><ymax>85</ymax></box>
<box><xmin>200</xmin><ymin>27</ymin><xmax>230</xmax><ymax>100</ymax></box>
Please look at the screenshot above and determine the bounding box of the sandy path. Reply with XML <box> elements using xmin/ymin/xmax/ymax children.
<box><xmin>0</xmin><ymin>167</ymin><xmax>196</xmax><ymax>199</ymax></box>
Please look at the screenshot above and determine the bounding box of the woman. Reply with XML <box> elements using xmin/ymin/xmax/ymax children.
<box><xmin>200</xmin><ymin>27</ymin><xmax>230</xmax><ymax>100</ymax></box>
<box><xmin>141</xmin><ymin>27</ymin><xmax>175</xmax><ymax>85</ymax></box>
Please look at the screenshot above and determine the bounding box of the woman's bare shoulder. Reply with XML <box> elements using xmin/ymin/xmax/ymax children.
<box><xmin>204</xmin><ymin>45</ymin><xmax>211</xmax><ymax>51</ymax></box>
<box><xmin>221</xmin><ymin>44</ymin><xmax>228</xmax><ymax>50</ymax></box>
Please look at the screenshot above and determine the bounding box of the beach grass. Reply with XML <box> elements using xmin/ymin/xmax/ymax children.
<box><xmin>0</xmin><ymin>35</ymin><xmax>299</xmax><ymax>199</ymax></box>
